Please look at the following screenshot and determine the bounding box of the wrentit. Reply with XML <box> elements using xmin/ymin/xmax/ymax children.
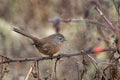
<box><xmin>13</xmin><ymin>28</ymin><xmax>65</xmax><ymax>57</ymax></box>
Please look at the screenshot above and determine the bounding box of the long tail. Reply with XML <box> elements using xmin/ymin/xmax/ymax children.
<box><xmin>13</xmin><ymin>28</ymin><xmax>39</xmax><ymax>40</ymax></box>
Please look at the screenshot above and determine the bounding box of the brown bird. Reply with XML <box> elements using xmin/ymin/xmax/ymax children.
<box><xmin>13</xmin><ymin>28</ymin><xmax>65</xmax><ymax>57</ymax></box>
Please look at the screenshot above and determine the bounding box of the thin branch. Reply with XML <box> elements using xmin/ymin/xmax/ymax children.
<box><xmin>87</xmin><ymin>54</ymin><xmax>108</xmax><ymax>80</ymax></box>
<box><xmin>53</xmin><ymin>58</ymin><xmax>60</xmax><ymax>80</ymax></box>
<box><xmin>0</xmin><ymin>55</ymin><xmax>11</xmax><ymax>60</ymax></box>
<box><xmin>95</xmin><ymin>6</ymin><xmax>115</xmax><ymax>32</ymax></box>
<box><xmin>0</xmin><ymin>48</ymin><xmax>116</xmax><ymax>64</ymax></box>
<box><xmin>37</xmin><ymin>61</ymin><xmax>40</xmax><ymax>80</ymax></box>
<box><xmin>49</xmin><ymin>18</ymin><xmax>108</xmax><ymax>28</ymax></box>
<box><xmin>24</xmin><ymin>62</ymin><xmax>36</xmax><ymax>80</ymax></box>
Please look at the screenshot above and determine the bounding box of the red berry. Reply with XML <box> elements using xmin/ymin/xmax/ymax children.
<box><xmin>93</xmin><ymin>46</ymin><xmax>104</xmax><ymax>54</ymax></box>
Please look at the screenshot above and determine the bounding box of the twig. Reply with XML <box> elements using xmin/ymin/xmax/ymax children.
<box><xmin>37</xmin><ymin>61</ymin><xmax>40</xmax><ymax>80</ymax></box>
<box><xmin>80</xmin><ymin>55</ymin><xmax>87</xmax><ymax>80</ymax></box>
<box><xmin>24</xmin><ymin>62</ymin><xmax>36</xmax><ymax>80</ymax></box>
<box><xmin>95</xmin><ymin>6</ymin><xmax>115</xmax><ymax>32</ymax></box>
<box><xmin>76</xmin><ymin>62</ymin><xmax>80</xmax><ymax>80</ymax></box>
<box><xmin>53</xmin><ymin>58</ymin><xmax>60</xmax><ymax>80</ymax></box>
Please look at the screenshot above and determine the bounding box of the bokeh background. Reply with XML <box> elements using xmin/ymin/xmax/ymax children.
<box><xmin>0</xmin><ymin>0</ymin><xmax>119</xmax><ymax>80</ymax></box>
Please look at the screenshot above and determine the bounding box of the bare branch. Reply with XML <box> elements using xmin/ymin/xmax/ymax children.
<box><xmin>95</xmin><ymin>6</ymin><xmax>115</xmax><ymax>32</ymax></box>
<box><xmin>49</xmin><ymin>18</ymin><xmax>108</xmax><ymax>28</ymax></box>
<box><xmin>0</xmin><ymin>48</ymin><xmax>116</xmax><ymax>64</ymax></box>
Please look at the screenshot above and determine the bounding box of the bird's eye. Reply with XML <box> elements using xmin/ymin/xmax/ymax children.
<box><xmin>58</xmin><ymin>37</ymin><xmax>63</xmax><ymax>41</ymax></box>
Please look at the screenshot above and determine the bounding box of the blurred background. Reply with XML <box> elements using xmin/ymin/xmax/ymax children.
<box><xmin>0</xmin><ymin>0</ymin><xmax>119</xmax><ymax>80</ymax></box>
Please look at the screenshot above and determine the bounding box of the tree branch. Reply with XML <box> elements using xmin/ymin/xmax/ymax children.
<box><xmin>0</xmin><ymin>47</ymin><xmax>116</xmax><ymax>64</ymax></box>
<box><xmin>49</xmin><ymin>18</ymin><xmax>108</xmax><ymax>28</ymax></box>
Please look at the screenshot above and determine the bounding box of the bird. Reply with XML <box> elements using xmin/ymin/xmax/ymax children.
<box><xmin>13</xmin><ymin>28</ymin><xmax>66</xmax><ymax>57</ymax></box>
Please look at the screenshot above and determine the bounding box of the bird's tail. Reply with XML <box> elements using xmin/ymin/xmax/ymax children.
<box><xmin>13</xmin><ymin>28</ymin><xmax>39</xmax><ymax>40</ymax></box>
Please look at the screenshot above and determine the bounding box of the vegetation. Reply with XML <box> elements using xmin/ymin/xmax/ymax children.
<box><xmin>0</xmin><ymin>0</ymin><xmax>120</xmax><ymax>80</ymax></box>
